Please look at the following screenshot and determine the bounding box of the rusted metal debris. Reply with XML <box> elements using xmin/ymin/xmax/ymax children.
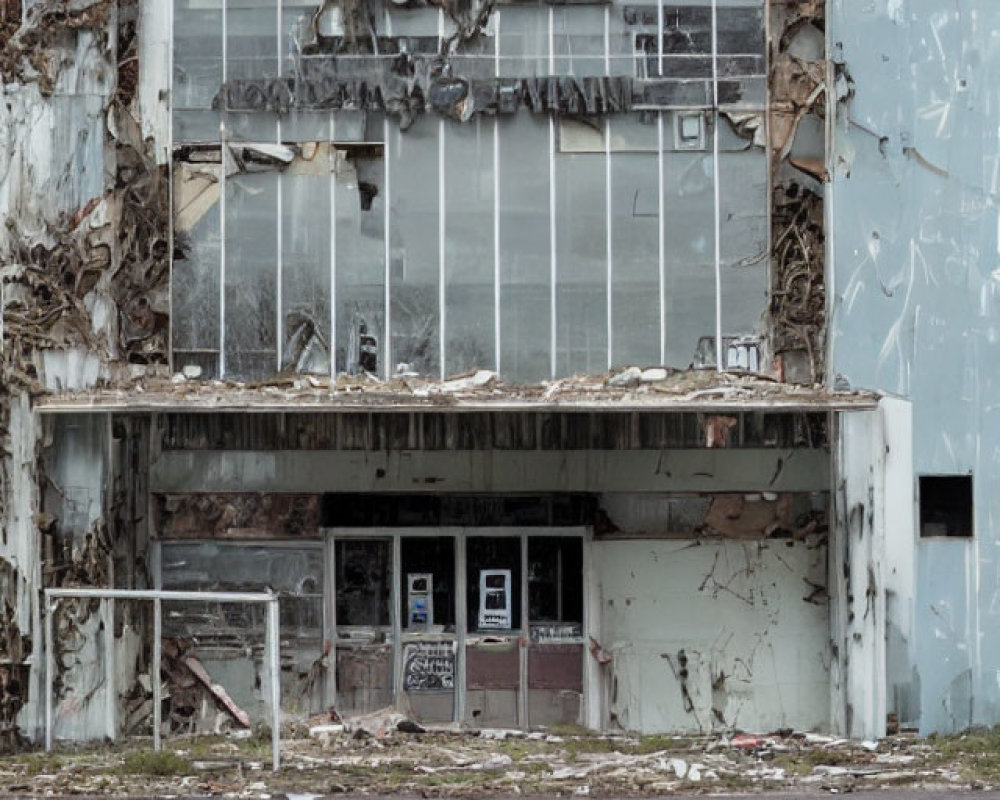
<box><xmin>770</xmin><ymin>185</ymin><xmax>826</xmax><ymax>383</ymax></box>
<box><xmin>769</xmin><ymin>0</ymin><xmax>828</xmax><ymax>384</ymax></box>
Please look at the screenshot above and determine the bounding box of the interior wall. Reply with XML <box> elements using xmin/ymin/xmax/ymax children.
<box><xmin>595</xmin><ymin>538</ymin><xmax>830</xmax><ymax>734</ymax></box>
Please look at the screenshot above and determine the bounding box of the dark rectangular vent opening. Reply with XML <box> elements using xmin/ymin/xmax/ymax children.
<box><xmin>919</xmin><ymin>475</ymin><xmax>973</xmax><ymax>538</ymax></box>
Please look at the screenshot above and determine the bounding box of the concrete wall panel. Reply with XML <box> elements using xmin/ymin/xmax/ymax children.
<box><xmin>594</xmin><ymin>538</ymin><xmax>829</xmax><ymax>733</ymax></box>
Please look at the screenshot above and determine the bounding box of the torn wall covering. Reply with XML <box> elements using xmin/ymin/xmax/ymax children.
<box><xmin>0</xmin><ymin>0</ymin><xmax>169</xmax><ymax>743</ymax></box>
<box><xmin>829</xmin><ymin>0</ymin><xmax>1000</xmax><ymax>734</ymax></box>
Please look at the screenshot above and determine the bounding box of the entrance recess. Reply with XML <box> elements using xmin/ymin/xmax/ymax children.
<box><xmin>324</xmin><ymin>527</ymin><xmax>591</xmax><ymax>727</ymax></box>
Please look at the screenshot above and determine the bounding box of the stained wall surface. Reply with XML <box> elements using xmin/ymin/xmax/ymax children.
<box><xmin>594</xmin><ymin>538</ymin><xmax>830</xmax><ymax>733</ymax></box>
<box><xmin>829</xmin><ymin>1</ymin><xmax>999</xmax><ymax>733</ymax></box>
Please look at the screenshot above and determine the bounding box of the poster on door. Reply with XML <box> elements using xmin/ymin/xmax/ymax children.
<box><xmin>402</xmin><ymin>641</ymin><xmax>456</xmax><ymax>691</ymax></box>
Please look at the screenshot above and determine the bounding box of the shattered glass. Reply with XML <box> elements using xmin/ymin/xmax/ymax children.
<box><xmin>388</xmin><ymin>116</ymin><xmax>440</xmax><ymax>377</ymax></box>
<box><xmin>281</xmin><ymin>148</ymin><xmax>332</xmax><ymax>375</ymax></box>
<box><xmin>224</xmin><ymin>170</ymin><xmax>279</xmax><ymax>379</ymax></box>
<box><xmin>173</xmin><ymin>196</ymin><xmax>221</xmax><ymax>379</ymax></box>
<box><xmin>335</xmin><ymin>139</ymin><xmax>386</xmax><ymax>376</ymax></box>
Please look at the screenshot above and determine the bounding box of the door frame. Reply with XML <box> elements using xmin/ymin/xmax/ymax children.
<box><xmin>323</xmin><ymin>526</ymin><xmax>596</xmax><ymax>728</ymax></box>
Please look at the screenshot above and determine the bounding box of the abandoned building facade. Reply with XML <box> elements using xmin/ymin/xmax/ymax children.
<box><xmin>0</xmin><ymin>0</ymin><xmax>987</xmax><ymax>747</ymax></box>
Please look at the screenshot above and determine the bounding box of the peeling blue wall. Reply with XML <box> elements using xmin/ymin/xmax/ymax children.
<box><xmin>830</xmin><ymin>0</ymin><xmax>1000</xmax><ymax>733</ymax></box>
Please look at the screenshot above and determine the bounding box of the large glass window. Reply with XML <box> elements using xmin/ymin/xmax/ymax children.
<box><xmin>171</xmin><ymin>1</ymin><xmax>770</xmax><ymax>384</ymax></box>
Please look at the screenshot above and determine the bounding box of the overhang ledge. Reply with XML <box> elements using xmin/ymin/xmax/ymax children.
<box><xmin>32</xmin><ymin>370</ymin><xmax>880</xmax><ymax>414</ymax></box>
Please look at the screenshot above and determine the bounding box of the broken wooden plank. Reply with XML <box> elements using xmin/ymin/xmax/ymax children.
<box><xmin>182</xmin><ymin>655</ymin><xmax>252</xmax><ymax>728</ymax></box>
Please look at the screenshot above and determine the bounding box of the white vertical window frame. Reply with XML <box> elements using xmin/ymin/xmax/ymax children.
<box><xmin>604</xmin><ymin>6</ymin><xmax>613</xmax><ymax>369</ymax></box>
<box><xmin>711</xmin><ymin>0</ymin><xmax>723</xmax><ymax>372</ymax></box>
<box><xmin>219</xmin><ymin>0</ymin><xmax>229</xmax><ymax>378</ymax></box>
<box><xmin>275</xmin><ymin>0</ymin><xmax>284</xmax><ymax>373</ymax></box>
<box><xmin>383</xmin><ymin>4</ymin><xmax>393</xmax><ymax>378</ymax></box>
<box><xmin>657</xmin><ymin>114</ymin><xmax>666</xmax><ymax>365</ymax></box>
<box><xmin>548</xmin><ymin>6</ymin><xmax>557</xmax><ymax>380</ymax></box>
<box><xmin>167</xmin><ymin>0</ymin><xmax>176</xmax><ymax>375</ymax></box>
<box><xmin>329</xmin><ymin>114</ymin><xmax>337</xmax><ymax>378</ymax></box>
<box><xmin>493</xmin><ymin>11</ymin><xmax>501</xmax><ymax>374</ymax></box>
<box><xmin>657</xmin><ymin>0</ymin><xmax>666</xmax><ymax>365</ymax></box>
<box><xmin>383</xmin><ymin>123</ymin><xmax>393</xmax><ymax>379</ymax></box>
<box><xmin>438</xmin><ymin>9</ymin><xmax>447</xmax><ymax>379</ymax></box>
<box><xmin>439</xmin><ymin>119</ymin><xmax>447</xmax><ymax>379</ymax></box>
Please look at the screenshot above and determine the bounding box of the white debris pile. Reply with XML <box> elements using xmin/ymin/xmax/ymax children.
<box><xmin>0</xmin><ymin>724</ymin><xmax>993</xmax><ymax>797</ymax></box>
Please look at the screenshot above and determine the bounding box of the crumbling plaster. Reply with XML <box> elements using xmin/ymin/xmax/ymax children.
<box><xmin>0</xmin><ymin>0</ymin><xmax>170</xmax><ymax>744</ymax></box>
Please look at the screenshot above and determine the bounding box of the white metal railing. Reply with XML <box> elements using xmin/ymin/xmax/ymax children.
<box><xmin>43</xmin><ymin>588</ymin><xmax>282</xmax><ymax>771</ymax></box>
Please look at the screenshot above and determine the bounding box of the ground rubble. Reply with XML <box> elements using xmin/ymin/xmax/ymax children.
<box><xmin>1</xmin><ymin>714</ymin><xmax>998</xmax><ymax>798</ymax></box>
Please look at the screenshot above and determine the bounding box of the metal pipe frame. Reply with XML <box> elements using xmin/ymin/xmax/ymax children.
<box><xmin>43</xmin><ymin>588</ymin><xmax>281</xmax><ymax>771</ymax></box>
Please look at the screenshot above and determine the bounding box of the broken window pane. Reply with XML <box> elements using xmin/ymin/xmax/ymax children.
<box><xmin>555</xmin><ymin>144</ymin><xmax>607</xmax><ymax>375</ymax></box>
<box><xmin>528</xmin><ymin>537</ymin><xmax>583</xmax><ymax>632</ymax></box>
<box><xmin>467</xmin><ymin>537</ymin><xmax>521</xmax><ymax>633</ymax></box>
<box><xmin>224</xmin><ymin>169</ymin><xmax>279</xmax><ymax>379</ymax></box>
<box><xmin>282</xmin><ymin>1</ymin><xmax>321</xmax><ymax>67</ymax></box>
<box><xmin>160</xmin><ymin>541</ymin><xmax>324</xmax><ymax>717</ymax></box>
<box><xmin>226</xmin><ymin>3</ymin><xmax>279</xmax><ymax>142</ymax></box>
<box><xmin>401</xmin><ymin>537</ymin><xmax>456</xmax><ymax>631</ymax></box>
<box><xmin>388</xmin><ymin>116</ymin><xmax>440</xmax><ymax>377</ymax></box>
<box><xmin>173</xmin><ymin>163</ymin><xmax>222</xmax><ymax>379</ymax></box>
<box><xmin>445</xmin><ymin>119</ymin><xmax>496</xmax><ymax>375</ymax></box>
<box><xmin>610</xmin><ymin>115</ymin><xmax>661</xmax><ymax>367</ymax></box>
<box><xmin>718</xmin><ymin>114</ymin><xmax>768</xmax><ymax>360</ymax></box>
<box><xmin>281</xmin><ymin>146</ymin><xmax>332</xmax><ymax>374</ymax></box>
<box><xmin>160</xmin><ymin>542</ymin><xmax>324</xmax><ymax>639</ymax></box>
<box><xmin>498</xmin><ymin>114</ymin><xmax>551</xmax><ymax>382</ymax></box>
<box><xmin>663</xmin><ymin>116</ymin><xmax>715</xmax><ymax>369</ymax></box>
<box><xmin>336</xmin><ymin>539</ymin><xmax>392</xmax><ymax>627</ymax></box>
<box><xmin>445</xmin><ymin>14</ymin><xmax>496</xmax><ymax>83</ymax></box>
<box><xmin>282</xmin><ymin>1</ymin><xmax>335</xmax><ymax>142</ymax></box>
<box><xmin>173</xmin><ymin>0</ymin><xmax>222</xmax><ymax>141</ymax></box>
<box><xmin>335</xmin><ymin>143</ymin><xmax>386</xmax><ymax>375</ymax></box>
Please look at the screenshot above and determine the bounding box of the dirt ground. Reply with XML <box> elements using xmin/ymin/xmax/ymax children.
<box><xmin>5</xmin><ymin>716</ymin><xmax>1000</xmax><ymax>798</ymax></box>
